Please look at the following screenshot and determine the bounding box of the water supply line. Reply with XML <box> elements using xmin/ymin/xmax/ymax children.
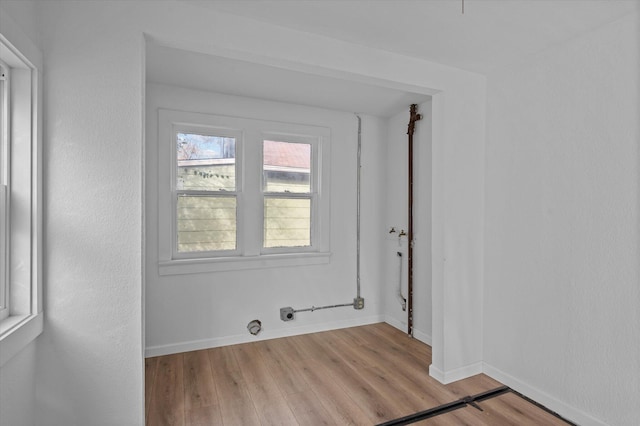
<box><xmin>279</xmin><ymin>115</ymin><xmax>364</xmax><ymax>322</ymax></box>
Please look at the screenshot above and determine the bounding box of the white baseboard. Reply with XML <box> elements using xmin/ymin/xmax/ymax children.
<box><xmin>384</xmin><ymin>315</ymin><xmax>407</xmax><ymax>334</ymax></box>
<box><xmin>145</xmin><ymin>314</ymin><xmax>384</xmax><ymax>358</ymax></box>
<box><xmin>429</xmin><ymin>364</ymin><xmax>446</xmax><ymax>382</ymax></box>
<box><xmin>429</xmin><ymin>361</ymin><xmax>483</xmax><ymax>384</ymax></box>
<box><xmin>483</xmin><ymin>363</ymin><xmax>607</xmax><ymax>426</ymax></box>
<box><xmin>383</xmin><ymin>315</ymin><xmax>432</xmax><ymax>345</ymax></box>
<box><xmin>412</xmin><ymin>328</ymin><xmax>432</xmax><ymax>346</ymax></box>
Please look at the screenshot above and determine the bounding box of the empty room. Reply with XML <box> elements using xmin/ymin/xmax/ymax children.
<box><xmin>0</xmin><ymin>1</ymin><xmax>638</xmax><ymax>425</ymax></box>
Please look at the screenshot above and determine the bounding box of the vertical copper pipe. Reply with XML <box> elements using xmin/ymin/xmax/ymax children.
<box><xmin>407</xmin><ymin>104</ymin><xmax>421</xmax><ymax>336</ymax></box>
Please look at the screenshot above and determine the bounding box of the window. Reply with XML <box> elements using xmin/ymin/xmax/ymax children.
<box><xmin>0</xmin><ymin>28</ymin><xmax>43</xmax><ymax>367</ymax></box>
<box><xmin>263</xmin><ymin>139</ymin><xmax>312</xmax><ymax>249</ymax></box>
<box><xmin>0</xmin><ymin>60</ymin><xmax>8</xmax><ymax>322</ymax></box>
<box><xmin>175</xmin><ymin>130</ymin><xmax>239</xmax><ymax>255</ymax></box>
<box><xmin>158</xmin><ymin>110</ymin><xmax>331</xmax><ymax>274</ymax></box>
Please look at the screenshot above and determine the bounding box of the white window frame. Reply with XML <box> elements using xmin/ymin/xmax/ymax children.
<box><xmin>0</xmin><ymin>59</ymin><xmax>9</xmax><ymax>323</ymax></box>
<box><xmin>171</xmin><ymin>124</ymin><xmax>243</xmax><ymax>259</ymax></box>
<box><xmin>158</xmin><ymin>109</ymin><xmax>331</xmax><ymax>275</ymax></box>
<box><xmin>0</xmin><ymin>18</ymin><xmax>43</xmax><ymax>367</ymax></box>
<box><xmin>261</xmin><ymin>133</ymin><xmax>319</xmax><ymax>255</ymax></box>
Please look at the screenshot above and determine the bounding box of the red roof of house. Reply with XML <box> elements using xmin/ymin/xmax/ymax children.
<box><xmin>263</xmin><ymin>140</ymin><xmax>310</xmax><ymax>169</ymax></box>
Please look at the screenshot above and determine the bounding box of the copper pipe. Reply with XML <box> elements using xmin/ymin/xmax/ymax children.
<box><xmin>407</xmin><ymin>104</ymin><xmax>421</xmax><ymax>336</ymax></box>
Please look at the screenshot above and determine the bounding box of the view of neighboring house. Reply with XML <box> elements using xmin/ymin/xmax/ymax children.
<box><xmin>176</xmin><ymin>134</ymin><xmax>312</xmax><ymax>252</ymax></box>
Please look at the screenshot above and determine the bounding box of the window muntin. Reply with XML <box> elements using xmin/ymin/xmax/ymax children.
<box><xmin>173</xmin><ymin>129</ymin><xmax>239</xmax><ymax>256</ymax></box>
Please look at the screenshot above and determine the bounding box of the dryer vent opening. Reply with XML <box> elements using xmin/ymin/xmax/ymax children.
<box><xmin>247</xmin><ymin>319</ymin><xmax>262</xmax><ymax>335</ymax></box>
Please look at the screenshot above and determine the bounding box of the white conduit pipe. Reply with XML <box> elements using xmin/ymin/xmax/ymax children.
<box><xmin>294</xmin><ymin>303</ymin><xmax>355</xmax><ymax>313</ymax></box>
<box><xmin>280</xmin><ymin>115</ymin><xmax>364</xmax><ymax>321</ymax></box>
<box><xmin>355</xmin><ymin>115</ymin><xmax>363</xmax><ymax>306</ymax></box>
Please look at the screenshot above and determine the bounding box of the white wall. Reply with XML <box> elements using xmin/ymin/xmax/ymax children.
<box><xmin>0</xmin><ymin>341</ymin><xmax>36</xmax><ymax>426</ymax></box>
<box><xmin>145</xmin><ymin>83</ymin><xmax>386</xmax><ymax>354</ymax></box>
<box><xmin>384</xmin><ymin>101</ymin><xmax>432</xmax><ymax>345</ymax></box>
<box><xmin>36</xmin><ymin>2</ymin><xmax>145</xmax><ymax>425</ymax></box>
<box><xmin>484</xmin><ymin>11</ymin><xmax>640</xmax><ymax>426</ymax></box>
<box><xmin>0</xmin><ymin>0</ymin><xmax>41</xmax><ymax>49</ymax></box>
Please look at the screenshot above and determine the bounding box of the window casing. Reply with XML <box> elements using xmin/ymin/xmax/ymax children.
<box><xmin>158</xmin><ymin>110</ymin><xmax>331</xmax><ymax>275</ymax></box>
<box><xmin>0</xmin><ymin>27</ymin><xmax>43</xmax><ymax>367</ymax></box>
<box><xmin>0</xmin><ymin>60</ymin><xmax>8</xmax><ymax>322</ymax></box>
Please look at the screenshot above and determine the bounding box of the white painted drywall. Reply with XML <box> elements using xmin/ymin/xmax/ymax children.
<box><xmin>384</xmin><ymin>101</ymin><xmax>432</xmax><ymax>345</ymax></box>
<box><xmin>0</xmin><ymin>1</ymin><xmax>41</xmax><ymax>50</ymax></box>
<box><xmin>0</xmin><ymin>341</ymin><xmax>36</xmax><ymax>426</ymax></box>
<box><xmin>145</xmin><ymin>83</ymin><xmax>386</xmax><ymax>354</ymax></box>
<box><xmin>429</xmin><ymin>78</ymin><xmax>486</xmax><ymax>382</ymax></box>
<box><xmin>22</xmin><ymin>0</ymin><xmax>486</xmax><ymax>423</ymax></box>
<box><xmin>484</xmin><ymin>11</ymin><xmax>640</xmax><ymax>425</ymax></box>
<box><xmin>35</xmin><ymin>2</ymin><xmax>145</xmax><ymax>425</ymax></box>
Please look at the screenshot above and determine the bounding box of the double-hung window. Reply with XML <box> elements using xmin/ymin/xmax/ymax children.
<box><xmin>158</xmin><ymin>110</ymin><xmax>331</xmax><ymax>274</ymax></box>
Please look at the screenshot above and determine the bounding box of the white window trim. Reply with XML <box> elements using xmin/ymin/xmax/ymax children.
<box><xmin>261</xmin><ymin>133</ymin><xmax>318</xmax><ymax>255</ymax></box>
<box><xmin>158</xmin><ymin>109</ymin><xmax>331</xmax><ymax>275</ymax></box>
<box><xmin>0</xmin><ymin>15</ymin><xmax>43</xmax><ymax>367</ymax></box>
<box><xmin>0</xmin><ymin>60</ymin><xmax>9</xmax><ymax>323</ymax></box>
<box><xmin>171</xmin><ymin>125</ymin><xmax>244</xmax><ymax>259</ymax></box>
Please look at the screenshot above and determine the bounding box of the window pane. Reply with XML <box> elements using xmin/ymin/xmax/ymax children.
<box><xmin>263</xmin><ymin>140</ymin><xmax>310</xmax><ymax>193</ymax></box>
<box><xmin>0</xmin><ymin>66</ymin><xmax>5</xmax><ymax>182</ymax></box>
<box><xmin>177</xmin><ymin>133</ymin><xmax>235</xmax><ymax>191</ymax></box>
<box><xmin>177</xmin><ymin>196</ymin><xmax>236</xmax><ymax>252</ymax></box>
<box><xmin>264</xmin><ymin>197</ymin><xmax>310</xmax><ymax>248</ymax></box>
<box><xmin>0</xmin><ymin>185</ymin><xmax>6</xmax><ymax>312</ymax></box>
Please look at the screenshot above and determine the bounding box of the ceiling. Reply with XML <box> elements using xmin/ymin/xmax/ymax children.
<box><xmin>179</xmin><ymin>0</ymin><xmax>638</xmax><ymax>74</ymax></box>
<box><xmin>149</xmin><ymin>0</ymin><xmax>638</xmax><ymax>117</ymax></box>
<box><xmin>146</xmin><ymin>43</ymin><xmax>431</xmax><ymax>118</ymax></box>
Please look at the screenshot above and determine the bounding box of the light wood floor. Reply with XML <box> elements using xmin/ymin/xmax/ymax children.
<box><xmin>145</xmin><ymin>323</ymin><xmax>568</xmax><ymax>425</ymax></box>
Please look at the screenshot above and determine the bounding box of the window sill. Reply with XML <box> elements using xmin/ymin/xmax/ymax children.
<box><xmin>0</xmin><ymin>313</ymin><xmax>43</xmax><ymax>367</ymax></box>
<box><xmin>159</xmin><ymin>251</ymin><xmax>331</xmax><ymax>275</ymax></box>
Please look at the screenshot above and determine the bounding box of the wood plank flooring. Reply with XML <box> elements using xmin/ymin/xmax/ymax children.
<box><xmin>146</xmin><ymin>323</ymin><xmax>568</xmax><ymax>425</ymax></box>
